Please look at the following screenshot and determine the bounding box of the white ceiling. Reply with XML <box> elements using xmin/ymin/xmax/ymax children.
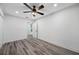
<box><xmin>0</xmin><ymin>3</ymin><xmax>76</xmax><ymax>20</ymax></box>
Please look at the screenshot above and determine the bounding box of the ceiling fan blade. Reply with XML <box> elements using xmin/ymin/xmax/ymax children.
<box><xmin>37</xmin><ymin>12</ymin><xmax>44</xmax><ymax>15</ymax></box>
<box><xmin>23</xmin><ymin>3</ymin><xmax>32</xmax><ymax>10</ymax></box>
<box><xmin>23</xmin><ymin>11</ymin><xmax>32</xmax><ymax>13</ymax></box>
<box><xmin>38</xmin><ymin>5</ymin><xmax>44</xmax><ymax>10</ymax></box>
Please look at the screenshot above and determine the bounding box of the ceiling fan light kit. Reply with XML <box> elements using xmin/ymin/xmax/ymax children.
<box><xmin>32</xmin><ymin>12</ymin><xmax>36</xmax><ymax>16</ymax></box>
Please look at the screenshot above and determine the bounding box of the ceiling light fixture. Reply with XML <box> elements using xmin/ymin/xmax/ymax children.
<box><xmin>53</xmin><ymin>4</ymin><xmax>58</xmax><ymax>7</ymax></box>
<box><xmin>16</xmin><ymin>11</ymin><xmax>19</xmax><ymax>13</ymax></box>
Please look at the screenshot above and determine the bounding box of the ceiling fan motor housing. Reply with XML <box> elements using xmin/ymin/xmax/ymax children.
<box><xmin>32</xmin><ymin>5</ymin><xmax>37</xmax><ymax>12</ymax></box>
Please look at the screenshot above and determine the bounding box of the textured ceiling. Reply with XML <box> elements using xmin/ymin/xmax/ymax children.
<box><xmin>0</xmin><ymin>3</ymin><xmax>75</xmax><ymax>21</ymax></box>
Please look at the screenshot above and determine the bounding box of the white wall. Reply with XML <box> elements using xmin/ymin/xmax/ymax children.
<box><xmin>0</xmin><ymin>16</ymin><xmax>3</xmax><ymax>47</ymax></box>
<box><xmin>34</xmin><ymin>4</ymin><xmax>79</xmax><ymax>53</ymax></box>
<box><xmin>3</xmin><ymin>15</ymin><xmax>29</xmax><ymax>43</ymax></box>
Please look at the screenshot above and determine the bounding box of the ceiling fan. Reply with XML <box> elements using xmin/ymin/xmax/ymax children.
<box><xmin>23</xmin><ymin>3</ymin><xmax>44</xmax><ymax>17</ymax></box>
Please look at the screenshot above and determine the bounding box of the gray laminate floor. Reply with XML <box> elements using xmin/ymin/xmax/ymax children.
<box><xmin>0</xmin><ymin>38</ymin><xmax>79</xmax><ymax>55</ymax></box>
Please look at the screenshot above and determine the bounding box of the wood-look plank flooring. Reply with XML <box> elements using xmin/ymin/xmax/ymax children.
<box><xmin>0</xmin><ymin>38</ymin><xmax>79</xmax><ymax>55</ymax></box>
